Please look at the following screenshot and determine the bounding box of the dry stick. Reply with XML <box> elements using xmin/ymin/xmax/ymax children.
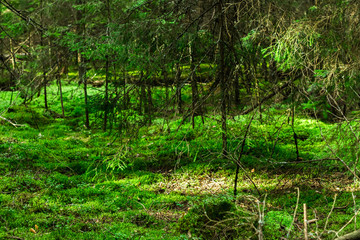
<box><xmin>287</xmin><ymin>187</ymin><xmax>300</xmax><ymax>239</ymax></box>
<box><xmin>274</xmin><ymin>158</ymin><xmax>338</xmax><ymax>165</ymax></box>
<box><xmin>313</xmin><ymin>209</ymin><xmax>320</xmax><ymax>239</ymax></box>
<box><xmin>0</xmin><ymin>115</ymin><xmax>25</xmax><ymax>128</ymax></box>
<box><xmin>334</xmin><ymin>209</ymin><xmax>360</xmax><ymax>239</ymax></box>
<box><xmin>5</xmin><ymin>236</ymin><xmax>24</xmax><ymax>240</ymax></box>
<box><xmin>304</xmin><ymin>203</ymin><xmax>308</xmax><ymax>240</ymax></box>
<box><xmin>335</xmin><ymin>229</ymin><xmax>360</xmax><ymax>240</ymax></box>
<box><xmin>352</xmin><ymin>192</ymin><xmax>357</xmax><ymax>231</ymax></box>
<box><xmin>257</xmin><ymin>194</ymin><xmax>267</xmax><ymax>240</ymax></box>
<box><xmin>233</xmin><ymin>110</ymin><xmax>260</xmax><ymax>197</ymax></box>
<box><xmin>322</xmin><ymin>194</ymin><xmax>337</xmax><ymax>235</ymax></box>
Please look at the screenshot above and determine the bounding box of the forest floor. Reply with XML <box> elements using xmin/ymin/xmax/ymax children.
<box><xmin>0</xmin><ymin>84</ymin><xmax>360</xmax><ymax>239</ymax></box>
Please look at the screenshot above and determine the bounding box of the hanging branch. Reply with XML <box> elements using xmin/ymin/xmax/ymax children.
<box><xmin>0</xmin><ymin>0</ymin><xmax>46</xmax><ymax>32</ymax></box>
<box><xmin>314</xmin><ymin>113</ymin><xmax>360</xmax><ymax>181</ymax></box>
<box><xmin>241</xmin><ymin>79</ymin><xmax>292</xmax><ymax>115</ymax></box>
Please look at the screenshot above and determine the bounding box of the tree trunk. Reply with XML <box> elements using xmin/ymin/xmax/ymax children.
<box><xmin>57</xmin><ymin>72</ymin><xmax>65</xmax><ymax>117</ymax></box>
<box><xmin>162</xmin><ymin>66</ymin><xmax>169</xmax><ymax>103</ymax></box>
<box><xmin>147</xmin><ymin>82</ymin><xmax>152</xmax><ymax>125</ymax></box>
<box><xmin>40</xmin><ymin>0</ymin><xmax>48</xmax><ymax>110</ymax></box>
<box><xmin>139</xmin><ymin>71</ymin><xmax>145</xmax><ymax>114</ymax></box>
<box><xmin>103</xmin><ymin>0</ymin><xmax>111</xmax><ymax>132</ymax></box>
<box><xmin>218</xmin><ymin>0</ymin><xmax>227</xmax><ymax>157</ymax></box>
<box><xmin>234</xmin><ymin>65</ymin><xmax>240</xmax><ymax>107</ymax></box>
<box><xmin>78</xmin><ymin>52</ymin><xmax>89</xmax><ymax>128</ymax></box>
<box><xmin>103</xmin><ymin>56</ymin><xmax>109</xmax><ymax>132</ymax></box>
<box><xmin>76</xmin><ymin>0</ymin><xmax>89</xmax><ymax>128</ymax></box>
<box><xmin>175</xmin><ymin>62</ymin><xmax>183</xmax><ymax>114</ymax></box>
<box><xmin>189</xmin><ymin>41</ymin><xmax>200</xmax><ymax>129</ymax></box>
<box><xmin>43</xmin><ymin>69</ymin><xmax>48</xmax><ymax>110</ymax></box>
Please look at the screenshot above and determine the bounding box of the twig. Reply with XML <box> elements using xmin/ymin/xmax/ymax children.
<box><xmin>273</xmin><ymin>158</ymin><xmax>337</xmax><ymax>165</ymax></box>
<box><xmin>323</xmin><ymin>194</ymin><xmax>337</xmax><ymax>234</ymax></box>
<box><xmin>304</xmin><ymin>203</ymin><xmax>308</xmax><ymax>240</ymax></box>
<box><xmin>313</xmin><ymin>208</ymin><xmax>320</xmax><ymax>239</ymax></box>
<box><xmin>352</xmin><ymin>192</ymin><xmax>357</xmax><ymax>231</ymax></box>
<box><xmin>334</xmin><ymin>209</ymin><xmax>360</xmax><ymax>239</ymax></box>
<box><xmin>5</xmin><ymin>236</ymin><xmax>24</xmax><ymax>240</ymax></box>
<box><xmin>257</xmin><ymin>194</ymin><xmax>267</xmax><ymax>240</ymax></box>
<box><xmin>314</xmin><ymin>114</ymin><xmax>360</xmax><ymax>181</ymax></box>
<box><xmin>287</xmin><ymin>187</ymin><xmax>300</xmax><ymax>239</ymax></box>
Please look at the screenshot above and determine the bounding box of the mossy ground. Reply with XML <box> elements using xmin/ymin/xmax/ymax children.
<box><xmin>0</xmin><ymin>82</ymin><xmax>359</xmax><ymax>239</ymax></box>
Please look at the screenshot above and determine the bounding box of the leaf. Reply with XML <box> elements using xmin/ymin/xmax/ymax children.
<box><xmin>30</xmin><ymin>228</ymin><xmax>36</xmax><ymax>234</ymax></box>
<box><xmin>35</xmin><ymin>224</ymin><xmax>39</xmax><ymax>231</ymax></box>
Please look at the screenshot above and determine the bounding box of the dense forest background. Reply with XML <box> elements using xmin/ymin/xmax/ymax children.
<box><xmin>1</xmin><ymin>0</ymin><xmax>360</xmax><ymax>239</ymax></box>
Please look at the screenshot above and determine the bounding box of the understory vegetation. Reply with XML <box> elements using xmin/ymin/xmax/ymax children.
<box><xmin>1</xmin><ymin>83</ymin><xmax>360</xmax><ymax>240</ymax></box>
<box><xmin>2</xmin><ymin>0</ymin><xmax>360</xmax><ymax>239</ymax></box>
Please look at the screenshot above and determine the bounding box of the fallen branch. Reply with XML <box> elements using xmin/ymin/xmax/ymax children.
<box><xmin>0</xmin><ymin>115</ymin><xmax>26</xmax><ymax>128</ymax></box>
<box><xmin>334</xmin><ymin>209</ymin><xmax>360</xmax><ymax>240</ymax></box>
<box><xmin>335</xmin><ymin>229</ymin><xmax>360</xmax><ymax>240</ymax></box>
<box><xmin>5</xmin><ymin>236</ymin><xmax>24</xmax><ymax>240</ymax></box>
<box><xmin>273</xmin><ymin>158</ymin><xmax>338</xmax><ymax>165</ymax></box>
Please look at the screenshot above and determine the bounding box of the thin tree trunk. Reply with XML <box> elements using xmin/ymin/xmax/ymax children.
<box><xmin>147</xmin><ymin>81</ymin><xmax>152</xmax><ymax>125</ymax></box>
<box><xmin>83</xmin><ymin>68</ymin><xmax>89</xmax><ymax>128</ymax></box>
<box><xmin>9</xmin><ymin>39</ymin><xmax>15</xmax><ymax>71</ymax></box>
<box><xmin>76</xmin><ymin>0</ymin><xmax>89</xmax><ymax>128</ymax></box>
<box><xmin>175</xmin><ymin>62</ymin><xmax>183</xmax><ymax>114</ymax></box>
<box><xmin>103</xmin><ymin>56</ymin><xmax>109</xmax><ymax>131</ymax></box>
<box><xmin>218</xmin><ymin>0</ymin><xmax>227</xmax><ymax>157</ymax></box>
<box><xmin>57</xmin><ymin>72</ymin><xmax>65</xmax><ymax>117</ymax></box>
<box><xmin>43</xmin><ymin>65</ymin><xmax>48</xmax><ymax>110</ymax></box>
<box><xmin>291</xmin><ymin>99</ymin><xmax>300</xmax><ymax>160</ymax></box>
<box><xmin>40</xmin><ymin>0</ymin><xmax>48</xmax><ymax>110</ymax></box>
<box><xmin>234</xmin><ymin>65</ymin><xmax>240</xmax><ymax>107</ymax></box>
<box><xmin>189</xmin><ymin>41</ymin><xmax>200</xmax><ymax>129</ymax></box>
<box><xmin>78</xmin><ymin>52</ymin><xmax>89</xmax><ymax>128</ymax></box>
<box><xmin>163</xmin><ymin>66</ymin><xmax>169</xmax><ymax>103</ymax></box>
<box><xmin>123</xmin><ymin>70</ymin><xmax>128</xmax><ymax>109</ymax></box>
<box><xmin>103</xmin><ymin>0</ymin><xmax>111</xmax><ymax>132</ymax></box>
<box><xmin>139</xmin><ymin>71</ymin><xmax>145</xmax><ymax>114</ymax></box>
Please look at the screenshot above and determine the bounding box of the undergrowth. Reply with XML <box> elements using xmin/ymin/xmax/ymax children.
<box><xmin>0</xmin><ymin>83</ymin><xmax>359</xmax><ymax>239</ymax></box>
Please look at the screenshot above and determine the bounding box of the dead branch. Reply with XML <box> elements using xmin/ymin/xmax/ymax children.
<box><xmin>335</xmin><ymin>227</ymin><xmax>360</xmax><ymax>240</ymax></box>
<box><xmin>0</xmin><ymin>115</ymin><xmax>25</xmax><ymax>128</ymax></box>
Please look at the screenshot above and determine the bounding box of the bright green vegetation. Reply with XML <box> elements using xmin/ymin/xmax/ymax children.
<box><xmin>2</xmin><ymin>0</ymin><xmax>360</xmax><ymax>239</ymax></box>
<box><xmin>1</xmin><ymin>83</ymin><xmax>359</xmax><ymax>240</ymax></box>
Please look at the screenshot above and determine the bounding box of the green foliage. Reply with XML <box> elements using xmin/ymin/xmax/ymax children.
<box><xmin>263</xmin><ymin>211</ymin><xmax>293</xmax><ymax>239</ymax></box>
<box><xmin>0</xmin><ymin>93</ymin><xmax>359</xmax><ymax>239</ymax></box>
